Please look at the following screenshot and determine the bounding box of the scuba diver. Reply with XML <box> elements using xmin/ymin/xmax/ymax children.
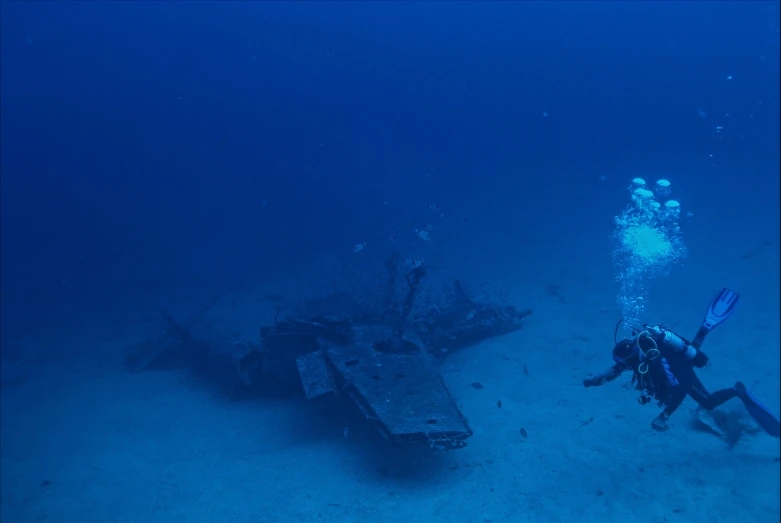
<box><xmin>584</xmin><ymin>288</ymin><xmax>781</xmax><ymax>437</ymax></box>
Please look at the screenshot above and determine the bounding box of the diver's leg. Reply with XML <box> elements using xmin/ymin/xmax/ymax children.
<box><xmin>688</xmin><ymin>375</ymin><xmax>737</xmax><ymax>410</ymax></box>
<box><xmin>652</xmin><ymin>386</ymin><xmax>688</xmax><ymax>431</ymax></box>
<box><xmin>650</xmin><ymin>356</ymin><xmax>698</xmax><ymax>432</ymax></box>
<box><xmin>653</xmin><ymin>378</ymin><xmax>734</xmax><ymax>432</ymax></box>
<box><xmin>662</xmin><ymin>387</ymin><xmax>689</xmax><ymax>417</ymax></box>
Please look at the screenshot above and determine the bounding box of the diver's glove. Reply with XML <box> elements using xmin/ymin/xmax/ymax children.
<box><xmin>691</xmin><ymin>350</ymin><xmax>709</xmax><ymax>368</ymax></box>
<box><xmin>584</xmin><ymin>366</ymin><xmax>621</xmax><ymax>387</ymax></box>
<box><xmin>584</xmin><ymin>376</ymin><xmax>605</xmax><ymax>388</ymax></box>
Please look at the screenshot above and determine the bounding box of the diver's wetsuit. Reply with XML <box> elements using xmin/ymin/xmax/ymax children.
<box><xmin>585</xmin><ymin>342</ymin><xmax>739</xmax><ymax>430</ymax></box>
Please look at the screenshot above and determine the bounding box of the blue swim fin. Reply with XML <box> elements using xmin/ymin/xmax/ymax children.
<box><xmin>692</xmin><ymin>288</ymin><xmax>740</xmax><ymax>348</ymax></box>
<box><xmin>737</xmin><ymin>382</ymin><xmax>781</xmax><ymax>438</ymax></box>
<box><xmin>703</xmin><ymin>288</ymin><xmax>740</xmax><ymax>330</ymax></box>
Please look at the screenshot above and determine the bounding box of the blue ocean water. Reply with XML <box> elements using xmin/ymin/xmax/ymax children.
<box><xmin>2</xmin><ymin>3</ymin><xmax>779</xmax><ymax>523</ymax></box>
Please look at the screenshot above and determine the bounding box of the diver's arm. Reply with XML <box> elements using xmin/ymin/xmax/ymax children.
<box><xmin>584</xmin><ymin>363</ymin><xmax>626</xmax><ymax>388</ymax></box>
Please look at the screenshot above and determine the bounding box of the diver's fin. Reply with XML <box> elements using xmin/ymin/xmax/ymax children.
<box><xmin>737</xmin><ymin>382</ymin><xmax>781</xmax><ymax>438</ymax></box>
<box><xmin>703</xmin><ymin>288</ymin><xmax>740</xmax><ymax>330</ymax></box>
<box><xmin>692</xmin><ymin>288</ymin><xmax>740</xmax><ymax>348</ymax></box>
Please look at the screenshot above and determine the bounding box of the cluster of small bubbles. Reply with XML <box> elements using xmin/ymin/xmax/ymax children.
<box><xmin>611</xmin><ymin>178</ymin><xmax>686</xmax><ymax>328</ymax></box>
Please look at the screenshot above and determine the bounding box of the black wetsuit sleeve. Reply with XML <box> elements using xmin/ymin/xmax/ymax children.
<box><xmin>584</xmin><ymin>363</ymin><xmax>626</xmax><ymax>387</ymax></box>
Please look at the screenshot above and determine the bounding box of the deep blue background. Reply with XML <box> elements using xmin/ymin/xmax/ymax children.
<box><xmin>2</xmin><ymin>2</ymin><xmax>779</xmax><ymax>333</ymax></box>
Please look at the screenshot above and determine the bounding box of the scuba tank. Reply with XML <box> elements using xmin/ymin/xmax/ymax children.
<box><xmin>629</xmin><ymin>324</ymin><xmax>709</xmax><ymax>368</ymax></box>
<box><xmin>643</xmin><ymin>325</ymin><xmax>698</xmax><ymax>361</ymax></box>
<box><xmin>613</xmin><ymin>320</ymin><xmax>697</xmax><ymax>362</ymax></box>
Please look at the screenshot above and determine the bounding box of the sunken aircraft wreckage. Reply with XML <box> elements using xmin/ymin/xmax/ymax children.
<box><xmin>125</xmin><ymin>253</ymin><xmax>532</xmax><ymax>450</ymax></box>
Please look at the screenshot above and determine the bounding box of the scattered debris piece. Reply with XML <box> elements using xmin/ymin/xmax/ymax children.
<box><xmin>578</xmin><ymin>417</ymin><xmax>595</xmax><ymax>428</ymax></box>
<box><xmin>545</xmin><ymin>282</ymin><xmax>567</xmax><ymax>304</ymax></box>
<box><xmin>414</xmin><ymin>228</ymin><xmax>432</xmax><ymax>241</ymax></box>
<box><xmin>403</xmin><ymin>257</ymin><xmax>424</xmax><ymax>268</ymax></box>
<box><xmin>740</xmin><ymin>240</ymin><xmax>774</xmax><ymax>261</ymax></box>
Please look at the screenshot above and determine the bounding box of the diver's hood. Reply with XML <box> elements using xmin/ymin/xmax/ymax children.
<box><xmin>612</xmin><ymin>334</ymin><xmax>656</xmax><ymax>368</ymax></box>
<box><xmin>612</xmin><ymin>339</ymin><xmax>638</xmax><ymax>366</ymax></box>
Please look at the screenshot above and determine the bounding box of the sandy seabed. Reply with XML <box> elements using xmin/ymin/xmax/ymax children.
<box><xmin>2</xmin><ymin>240</ymin><xmax>779</xmax><ymax>523</ymax></box>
